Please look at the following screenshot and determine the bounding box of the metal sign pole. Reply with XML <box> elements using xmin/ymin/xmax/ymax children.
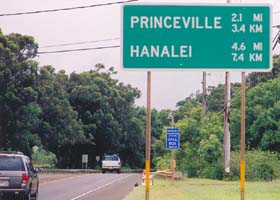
<box><xmin>145</xmin><ymin>71</ymin><xmax>151</xmax><ymax>200</ymax></box>
<box><xmin>171</xmin><ymin>118</ymin><xmax>175</xmax><ymax>183</ymax></box>
<box><xmin>240</xmin><ymin>72</ymin><xmax>246</xmax><ymax>200</ymax></box>
<box><xmin>223</xmin><ymin>0</ymin><xmax>231</xmax><ymax>176</ymax></box>
<box><xmin>168</xmin><ymin>112</ymin><xmax>175</xmax><ymax>183</ymax></box>
<box><xmin>171</xmin><ymin>150</ymin><xmax>175</xmax><ymax>183</ymax></box>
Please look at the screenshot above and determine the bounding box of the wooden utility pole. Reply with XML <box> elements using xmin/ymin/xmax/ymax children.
<box><xmin>224</xmin><ymin>72</ymin><xmax>231</xmax><ymax>173</ymax></box>
<box><xmin>202</xmin><ymin>72</ymin><xmax>207</xmax><ymax>117</ymax></box>
<box><xmin>240</xmin><ymin>72</ymin><xmax>246</xmax><ymax>200</ymax></box>
<box><xmin>145</xmin><ymin>71</ymin><xmax>151</xmax><ymax>200</ymax></box>
<box><xmin>224</xmin><ymin>0</ymin><xmax>231</xmax><ymax>174</ymax></box>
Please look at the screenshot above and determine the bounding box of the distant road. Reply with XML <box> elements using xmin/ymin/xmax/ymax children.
<box><xmin>38</xmin><ymin>173</ymin><xmax>141</xmax><ymax>200</ymax></box>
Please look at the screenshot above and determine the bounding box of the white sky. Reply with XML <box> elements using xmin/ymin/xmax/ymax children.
<box><xmin>0</xmin><ymin>0</ymin><xmax>279</xmax><ymax>110</ymax></box>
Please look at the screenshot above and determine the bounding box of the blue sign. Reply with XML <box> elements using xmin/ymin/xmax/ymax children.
<box><xmin>166</xmin><ymin>128</ymin><xmax>180</xmax><ymax>150</ymax></box>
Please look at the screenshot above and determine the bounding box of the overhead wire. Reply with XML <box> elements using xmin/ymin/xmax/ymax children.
<box><xmin>39</xmin><ymin>37</ymin><xmax>120</xmax><ymax>48</ymax></box>
<box><xmin>272</xmin><ymin>0</ymin><xmax>280</xmax><ymax>50</ymax></box>
<box><xmin>11</xmin><ymin>0</ymin><xmax>278</xmax><ymax>54</ymax></box>
<box><xmin>273</xmin><ymin>29</ymin><xmax>280</xmax><ymax>50</ymax></box>
<box><xmin>0</xmin><ymin>0</ymin><xmax>139</xmax><ymax>17</ymax></box>
<box><xmin>273</xmin><ymin>29</ymin><xmax>280</xmax><ymax>42</ymax></box>
<box><xmin>37</xmin><ymin>45</ymin><xmax>120</xmax><ymax>54</ymax></box>
<box><xmin>1</xmin><ymin>0</ymin><xmax>132</xmax><ymax>53</ymax></box>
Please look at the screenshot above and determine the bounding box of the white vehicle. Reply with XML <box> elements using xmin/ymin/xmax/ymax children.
<box><xmin>101</xmin><ymin>155</ymin><xmax>121</xmax><ymax>174</ymax></box>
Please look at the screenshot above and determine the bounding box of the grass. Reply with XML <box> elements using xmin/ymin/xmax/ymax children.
<box><xmin>123</xmin><ymin>178</ymin><xmax>280</xmax><ymax>200</ymax></box>
<box><xmin>33</xmin><ymin>163</ymin><xmax>52</xmax><ymax>168</ymax></box>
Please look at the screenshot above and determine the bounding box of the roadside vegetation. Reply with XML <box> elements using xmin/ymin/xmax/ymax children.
<box><xmin>152</xmin><ymin>55</ymin><xmax>280</xmax><ymax>181</ymax></box>
<box><xmin>32</xmin><ymin>146</ymin><xmax>57</xmax><ymax>168</ymax></box>
<box><xmin>0</xmin><ymin>28</ymin><xmax>279</xmax><ymax>181</ymax></box>
<box><xmin>124</xmin><ymin>178</ymin><xmax>280</xmax><ymax>200</ymax></box>
<box><xmin>0</xmin><ymin>29</ymin><xmax>144</xmax><ymax>169</ymax></box>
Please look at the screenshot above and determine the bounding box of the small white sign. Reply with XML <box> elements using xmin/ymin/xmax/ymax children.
<box><xmin>96</xmin><ymin>156</ymin><xmax>100</xmax><ymax>162</ymax></box>
<box><xmin>82</xmin><ymin>154</ymin><xmax>88</xmax><ymax>163</ymax></box>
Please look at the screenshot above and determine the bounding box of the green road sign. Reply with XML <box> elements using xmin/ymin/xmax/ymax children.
<box><xmin>121</xmin><ymin>4</ymin><xmax>272</xmax><ymax>71</ymax></box>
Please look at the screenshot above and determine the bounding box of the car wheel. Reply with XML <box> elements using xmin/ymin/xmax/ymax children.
<box><xmin>24</xmin><ymin>191</ymin><xmax>31</xmax><ymax>200</ymax></box>
<box><xmin>117</xmin><ymin>169</ymin><xmax>121</xmax><ymax>174</ymax></box>
<box><xmin>102</xmin><ymin>170</ymin><xmax>105</xmax><ymax>174</ymax></box>
<box><xmin>31</xmin><ymin>189</ymin><xmax>38</xmax><ymax>200</ymax></box>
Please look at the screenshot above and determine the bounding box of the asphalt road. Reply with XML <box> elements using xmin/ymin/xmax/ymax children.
<box><xmin>38</xmin><ymin>173</ymin><xmax>142</xmax><ymax>200</ymax></box>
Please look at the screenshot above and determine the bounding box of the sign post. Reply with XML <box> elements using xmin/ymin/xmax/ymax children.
<box><xmin>96</xmin><ymin>156</ymin><xmax>100</xmax><ymax>167</ymax></box>
<box><xmin>122</xmin><ymin>4</ymin><xmax>271</xmax><ymax>71</ymax></box>
<box><xmin>240</xmin><ymin>72</ymin><xmax>246</xmax><ymax>200</ymax></box>
<box><xmin>96</xmin><ymin>156</ymin><xmax>100</xmax><ymax>162</ymax></box>
<box><xmin>145</xmin><ymin>71</ymin><xmax>151</xmax><ymax>200</ymax></box>
<box><xmin>82</xmin><ymin>154</ymin><xmax>88</xmax><ymax>169</ymax></box>
<box><xmin>122</xmin><ymin>4</ymin><xmax>271</xmax><ymax>200</ymax></box>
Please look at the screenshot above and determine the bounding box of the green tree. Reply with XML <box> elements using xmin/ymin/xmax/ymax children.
<box><xmin>0</xmin><ymin>30</ymin><xmax>40</xmax><ymax>155</ymax></box>
<box><xmin>176</xmin><ymin>106</ymin><xmax>223</xmax><ymax>178</ymax></box>
<box><xmin>153</xmin><ymin>100</ymin><xmax>224</xmax><ymax>179</ymax></box>
<box><xmin>247</xmin><ymin>55</ymin><xmax>280</xmax><ymax>87</ymax></box>
<box><xmin>230</xmin><ymin>56</ymin><xmax>280</xmax><ymax>153</ymax></box>
<box><xmin>36</xmin><ymin>66</ymin><xmax>85</xmax><ymax>167</ymax></box>
<box><xmin>246</xmin><ymin>78</ymin><xmax>280</xmax><ymax>152</ymax></box>
<box><xmin>68</xmin><ymin>67</ymin><xmax>143</xmax><ymax>168</ymax></box>
<box><xmin>207</xmin><ymin>84</ymin><xmax>225</xmax><ymax>112</ymax></box>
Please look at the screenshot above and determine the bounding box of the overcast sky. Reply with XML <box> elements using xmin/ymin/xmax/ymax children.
<box><xmin>0</xmin><ymin>0</ymin><xmax>279</xmax><ymax>110</ymax></box>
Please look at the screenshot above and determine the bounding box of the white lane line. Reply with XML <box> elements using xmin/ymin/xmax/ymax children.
<box><xmin>70</xmin><ymin>174</ymin><xmax>134</xmax><ymax>200</ymax></box>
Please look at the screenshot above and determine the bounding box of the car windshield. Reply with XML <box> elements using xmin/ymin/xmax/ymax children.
<box><xmin>0</xmin><ymin>156</ymin><xmax>24</xmax><ymax>171</ymax></box>
<box><xmin>104</xmin><ymin>155</ymin><xmax>119</xmax><ymax>161</ymax></box>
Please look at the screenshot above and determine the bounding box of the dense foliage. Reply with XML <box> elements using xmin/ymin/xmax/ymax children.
<box><xmin>32</xmin><ymin>146</ymin><xmax>57</xmax><ymax>168</ymax></box>
<box><xmin>0</xmin><ymin>30</ymin><xmax>145</xmax><ymax>168</ymax></box>
<box><xmin>228</xmin><ymin>151</ymin><xmax>280</xmax><ymax>181</ymax></box>
<box><xmin>152</xmin><ymin>55</ymin><xmax>280</xmax><ymax>180</ymax></box>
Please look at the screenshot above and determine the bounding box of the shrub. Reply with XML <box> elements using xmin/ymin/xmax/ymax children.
<box><xmin>32</xmin><ymin>146</ymin><xmax>57</xmax><ymax>168</ymax></box>
<box><xmin>153</xmin><ymin>154</ymin><xmax>171</xmax><ymax>170</ymax></box>
<box><xmin>227</xmin><ymin>150</ymin><xmax>280</xmax><ymax>181</ymax></box>
<box><xmin>199</xmin><ymin>163</ymin><xmax>224</xmax><ymax>180</ymax></box>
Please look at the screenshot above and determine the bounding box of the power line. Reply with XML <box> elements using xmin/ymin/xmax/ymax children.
<box><xmin>37</xmin><ymin>45</ymin><xmax>120</xmax><ymax>54</ymax></box>
<box><xmin>0</xmin><ymin>0</ymin><xmax>139</xmax><ymax>17</ymax></box>
<box><xmin>273</xmin><ymin>29</ymin><xmax>280</xmax><ymax>42</ymax></box>
<box><xmin>39</xmin><ymin>37</ymin><xmax>120</xmax><ymax>48</ymax></box>
<box><xmin>273</xmin><ymin>29</ymin><xmax>280</xmax><ymax>50</ymax></box>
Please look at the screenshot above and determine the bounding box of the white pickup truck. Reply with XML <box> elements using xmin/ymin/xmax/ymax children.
<box><xmin>101</xmin><ymin>155</ymin><xmax>121</xmax><ymax>173</ymax></box>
